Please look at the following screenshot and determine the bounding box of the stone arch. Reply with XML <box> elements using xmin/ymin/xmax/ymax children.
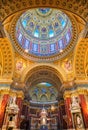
<box><xmin>0</xmin><ymin>0</ymin><xmax>88</xmax><ymax>22</ymax></box>
<box><xmin>74</xmin><ymin>38</ymin><xmax>88</xmax><ymax>80</ymax></box>
<box><xmin>40</xmin><ymin>94</ymin><xmax>48</xmax><ymax>102</ymax></box>
<box><xmin>32</xmin><ymin>93</ymin><xmax>38</xmax><ymax>101</ymax></box>
<box><xmin>50</xmin><ymin>94</ymin><xmax>56</xmax><ymax>101</ymax></box>
<box><xmin>20</xmin><ymin>63</ymin><xmax>67</xmax><ymax>83</ymax></box>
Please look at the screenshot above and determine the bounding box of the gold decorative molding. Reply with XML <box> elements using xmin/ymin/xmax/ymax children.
<box><xmin>0</xmin><ymin>88</ymin><xmax>24</xmax><ymax>99</ymax></box>
<box><xmin>63</xmin><ymin>91</ymin><xmax>71</xmax><ymax>99</ymax></box>
<box><xmin>75</xmin><ymin>80</ymin><xmax>88</xmax><ymax>84</ymax></box>
<box><xmin>16</xmin><ymin>91</ymin><xmax>24</xmax><ymax>99</ymax></box>
<box><xmin>70</xmin><ymin>91</ymin><xmax>78</xmax><ymax>97</ymax></box>
<box><xmin>63</xmin><ymin>87</ymin><xmax>88</xmax><ymax>99</ymax></box>
<box><xmin>77</xmin><ymin>87</ymin><xmax>88</xmax><ymax>95</ymax></box>
<box><xmin>20</xmin><ymin>64</ymin><xmax>66</xmax><ymax>84</ymax></box>
<box><xmin>0</xmin><ymin>0</ymin><xmax>88</xmax><ymax>22</ymax></box>
<box><xmin>0</xmin><ymin>79</ymin><xmax>13</xmax><ymax>84</ymax></box>
<box><xmin>84</xmin><ymin>48</ymin><xmax>88</xmax><ymax>78</ymax></box>
<box><xmin>74</xmin><ymin>38</ymin><xmax>88</xmax><ymax>80</ymax></box>
<box><xmin>61</xmin><ymin>79</ymin><xmax>75</xmax><ymax>91</ymax></box>
<box><xmin>0</xmin><ymin>88</ymin><xmax>10</xmax><ymax>95</ymax></box>
<box><xmin>9</xmin><ymin>90</ymin><xmax>17</xmax><ymax>97</ymax></box>
<box><xmin>0</xmin><ymin>38</ymin><xmax>14</xmax><ymax>79</ymax></box>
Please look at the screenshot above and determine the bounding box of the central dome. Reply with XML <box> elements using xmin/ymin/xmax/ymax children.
<box><xmin>16</xmin><ymin>8</ymin><xmax>72</xmax><ymax>56</ymax></box>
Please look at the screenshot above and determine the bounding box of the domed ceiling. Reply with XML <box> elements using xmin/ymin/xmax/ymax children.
<box><xmin>16</xmin><ymin>8</ymin><xmax>72</xmax><ymax>57</ymax></box>
<box><xmin>10</xmin><ymin>8</ymin><xmax>77</xmax><ymax>61</ymax></box>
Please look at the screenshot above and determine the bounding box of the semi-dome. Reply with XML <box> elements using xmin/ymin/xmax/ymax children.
<box><xmin>29</xmin><ymin>82</ymin><xmax>58</xmax><ymax>103</ymax></box>
<box><xmin>15</xmin><ymin>8</ymin><xmax>72</xmax><ymax>56</ymax></box>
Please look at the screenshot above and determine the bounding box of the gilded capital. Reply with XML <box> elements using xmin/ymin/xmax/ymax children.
<box><xmin>77</xmin><ymin>88</ymin><xmax>88</xmax><ymax>95</ymax></box>
<box><xmin>17</xmin><ymin>91</ymin><xmax>24</xmax><ymax>99</ymax></box>
<box><xmin>63</xmin><ymin>91</ymin><xmax>71</xmax><ymax>99</ymax></box>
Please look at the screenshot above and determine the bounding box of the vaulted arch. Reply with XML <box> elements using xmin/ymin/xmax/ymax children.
<box><xmin>21</xmin><ymin>64</ymin><xmax>67</xmax><ymax>83</ymax></box>
<box><xmin>74</xmin><ymin>38</ymin><xmax>88</xmax><ymax>80</ymax></box>
<box><xmin>0</xmin><ymin>38</ymin><xmax>14</xmax><ymax>80</ymax></box>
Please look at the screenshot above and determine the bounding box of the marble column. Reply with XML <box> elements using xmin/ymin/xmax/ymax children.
<box><xmin>22</xmin><ymin>101</ymin><xmax>30</xmax><ymax>119</ymax></box>
<box><xmin>64</xmin><ymin>91</ymin><xmax>73</xmax><ymax>129</ymax></box>
<box><xmin>58</xmin><ymin>101</ymin><xmax>67</xmax><ymax>129</ymax></box>
<box><xmin>78</xmin><ymin>88</ymin><xmax>88</xmax><ymax>129</ymax></box>
<box><xmin>0</xmin><ymin>83</ymin><xmax>11</xmax><ymax>129</ymax></box>
<box><xmin>0</xmin><ymin>94</ymin><xmax>9</xmax><ymax>128</ymax></box>
<box><xmin>16</xmin><ymin>91</ymin><xmax>24</xmax><ymax>128</ymax></box>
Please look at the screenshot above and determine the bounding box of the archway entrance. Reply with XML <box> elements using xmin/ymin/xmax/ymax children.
<box><xmin>21</xmin><ymin>66</ymin><xmax>67</xmax><ymax>130</ymax></box>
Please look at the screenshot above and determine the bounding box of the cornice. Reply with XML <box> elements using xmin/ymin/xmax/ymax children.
<box><xmin>0</xmin><ymin>88</ymin><xmax>24</xmax><ymax>98</ymax></box>
<box><xmin>63</xmin><ymin>87</ymin><xmax>88</xmax><ymax>99</ymax></box>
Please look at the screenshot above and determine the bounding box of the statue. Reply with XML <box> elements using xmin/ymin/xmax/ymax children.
<box><xmin>13</xmin><ymin>96</ymin><xmax>16</xmax><ymax>104</ymax></box>
<box><xmin>40</xmin><ymin>108</ymin><xmax>48</xmax><ymax>125</ymax></box>
<box><xmin>75</xmin><ymin>115</ymin><xmax>83</xmax><ymax>129</ymax></box>
<box><xmin>71</xmin><ymin>96</ymin><xmax>80</xmax><ymax>109</ymax></box>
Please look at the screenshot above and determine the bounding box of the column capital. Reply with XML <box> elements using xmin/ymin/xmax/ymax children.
<box><xmin>77</xmin><ymin>87</ymin><xmax>88</xmax><ymax>95</ymax></box>
<box><xmin>63</xmin><ymin>91</ymin><xmax>71</xmax><ymax>99</ymax></box>
<box><xmin>60</xmin><ymin>79</ymin><xmax>75</xmax><ymax>92</ymax></box>
<box><xmin>0</xmin><ymin>80</ymin><xmax>13</xmax><ymax>95</ymax></box>
<box><xmin>16</xmin><ymin>91</ymin><xmax>24</xmax><ymax>99</ymax></box>
<box><xmin>0</xmin><ymin>88</ymin><xmax>10</xmax><ymax>95</ymax></box>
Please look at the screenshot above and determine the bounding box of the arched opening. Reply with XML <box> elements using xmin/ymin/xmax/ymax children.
<box><xmin>21</xmin><ymin>65</ymin><xmax>67</xmax><ymax>130</ymax></box>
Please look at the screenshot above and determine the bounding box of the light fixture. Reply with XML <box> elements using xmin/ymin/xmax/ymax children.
<box><xmin>15</xmin><ymin>82</ymin><xmax>18</xmax><ymax>86</ymax></box>
<box><xmin>60</xmin><ymin>49</ymin><xmax>63</xmax><ymax>53</ymax></box>
<box><xmin>25</xmin><ymin>49</ymin><xmax>29</xmax><ymax>53</ymax></box>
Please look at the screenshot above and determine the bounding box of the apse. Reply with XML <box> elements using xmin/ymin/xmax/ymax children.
<box><xmin>29</xmin><ymin>82</ymin><xmax>58</xmax><ymax>103</ymax></box>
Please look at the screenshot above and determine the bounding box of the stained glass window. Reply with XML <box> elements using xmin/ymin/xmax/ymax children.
<box><xmin>22</xmin><ymin>20</ymin><xmax>27</xmax><ymax>28</ymax></box>
<box><xmin>18</xmin><ymin>33</ymin><xmax>22</xmax><ymax>43</ymax></box>
<box><xmin>24</xmin><ymin>39</ymin><xmax>29</xmax><ymax>49</ymax></box>
<box><xmin>34</xmin><ymin>29</ymin><xmax>39</xmax><ymax>38</ymax></box>
<box><xmin>50</xmin><ymin>44</ymin><xmax>55</xmax><ymax>52</ymax></box>
<box><xmin>59</xmin><ymin>39</ymin><xmax>63</xmax><ymax>49</ymax></box>
<box><xmin>33</xmin><ymin>43</ymin><xmax>38</xmax><ymax>52</ymax></box>
<box><xmin>49</xmin><ymin>30</ymin><xmax>54</xmax><ymax>37</ymax></box>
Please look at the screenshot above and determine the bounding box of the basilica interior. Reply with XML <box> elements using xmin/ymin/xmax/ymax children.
<box><xmin>0</xmin><ymin>0</ymin><xmax>88</xmax><ymax>130</ymax></box>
